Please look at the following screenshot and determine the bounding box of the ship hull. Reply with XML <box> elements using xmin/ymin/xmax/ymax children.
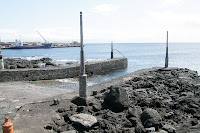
<box><xmin>10</xmin><ymin>43</ymin><xmax>52</xmax><ymax>49</ymax></box>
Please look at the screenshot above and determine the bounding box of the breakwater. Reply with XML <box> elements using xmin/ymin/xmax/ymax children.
<box><xmin>0</xmin><ymin>58</ymin><xmax>127</xmax><ymax>82</ymax></box>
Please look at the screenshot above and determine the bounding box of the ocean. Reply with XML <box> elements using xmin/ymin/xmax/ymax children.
<box><xmin>2</xmin><ymin>43</ymin><xmax>200</xmax><ymax>91</ymax></box>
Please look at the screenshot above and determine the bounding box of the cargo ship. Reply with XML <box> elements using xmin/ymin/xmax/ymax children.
<box><xmin>10</xmin><ymin>40</ymin><xmax>52</xmax><ymax>49</ymax></box>
<box><xmin>10</xmin><ymin>31</ymin><xmax>52</xmax><ymax>49</ymax></box>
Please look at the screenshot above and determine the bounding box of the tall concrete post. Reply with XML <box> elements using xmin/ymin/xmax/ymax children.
<box><xmin>79</xmin><ymin>12</ymin><xmax>87</xmax><ymax>98</ymax></box>
<box><xmin>111</xmin><ymin>41</ymin><xmax>113</xmax><ymax>59</ymax></box>
<box><xmin>0</xmin><ymin>47</ymin><xmax>4</xmax><ymax>69</ymax></box>
<box><xmin>165</xmin><ymin>31</ymin><xmax>168</xmax><ymax>68</ymax></box>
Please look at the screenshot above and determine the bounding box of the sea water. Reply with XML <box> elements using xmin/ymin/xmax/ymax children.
<box><xmin>2</xmin><ymin>43</ymin><xmax>200</xmax><ymax>90</ymax></box>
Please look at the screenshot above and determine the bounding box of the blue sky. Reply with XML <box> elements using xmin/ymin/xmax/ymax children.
<box><xmin>0</xmin><ymin>0</ymin><xmax>200</xmax><ymax>43</ymax></box>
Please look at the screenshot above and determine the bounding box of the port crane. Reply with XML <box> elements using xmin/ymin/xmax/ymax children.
<box><xmin>36</xmin><ymin>31</ymin><xmax>48</xmax><ymax>43</ymax></box>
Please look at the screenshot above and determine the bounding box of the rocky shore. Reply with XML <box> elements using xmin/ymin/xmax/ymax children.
<box><xmin>3</xmin><ymin>67</ymin><xmax>200</xmax><ymax>133</ymax></box>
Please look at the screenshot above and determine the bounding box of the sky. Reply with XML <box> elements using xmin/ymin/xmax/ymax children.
<box><xmin>0</xmin><ymin>0</ymin><xmax>200</xmax><ymax>43</ymax></box>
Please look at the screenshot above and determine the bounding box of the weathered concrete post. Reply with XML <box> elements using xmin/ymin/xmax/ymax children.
<box><xmin>165</xmin><ymin>31</ymin><xmax>168</xmax><ymax>68</ymax></box>
<box><xmin>0</xmin><ymin>47</ymin><xmax>4</xmax><ymax>70</ymax></box>
<box><xmin>111</xmin><ymin>41</ymin><xmax>113</xmax><ymax>59</ymax></box>
<box><xmin>79</xmin><ymin>12</ymin><xmax>87</xmax><ymax>98</ymax></box>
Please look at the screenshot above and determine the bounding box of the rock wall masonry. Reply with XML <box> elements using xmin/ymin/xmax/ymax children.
<box><xmin>0</xmin><ymin>58</ymin><xmax>127</xmax><ymax>82</ymax></box>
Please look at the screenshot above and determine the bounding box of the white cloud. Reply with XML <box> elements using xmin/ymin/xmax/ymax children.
<box><xmin>93</xmin><ymin>4</ymin><xmax>120</xmax><ymax>16</ymax></box>
<box><xmin>35</xmin><ymin>26</ymin><xmax>77</xmax><ymax>42</ymax></box>
<box><xmin>0</xmin><ymin>26</ymin><xmax>79</xmax><ymax>42</ymax></box>
<box><xmin>133</xmin><ymin>10</ymin><xmax>200</xmax><ymax>42</ymax></box>
<box><xmin>0</xmin><ymin>29</ymin><xmax>21</xmax><ymax>42</ymax></box>
<box><xmin>37</xmin><ymin>26</ymin><xmax>73</xmax><ymax>33</ymax></box>
<box><xmin>161</xmin><ymin>0</ymin><xmax>181</xmax><ymax>8</ymax></box>
<box><xmin>145</xmin><ymin>11</ymin><xmax>200</xmax><ymax>26</ymax></box>
<box><xmin>0</xmin><ymin>29</ymin><xmax>19</xmax><ymax>34</ymax></box>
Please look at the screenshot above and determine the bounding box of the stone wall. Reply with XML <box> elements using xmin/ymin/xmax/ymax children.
<box><xmin>0</xmin><ymin>58</ymin><xmax>127</xmax><ymax>82</ymax></box>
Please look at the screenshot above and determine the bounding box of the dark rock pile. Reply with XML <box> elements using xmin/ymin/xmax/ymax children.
<box><xmin>46</xmin><ymin>68</ymin><xmax>200</xmax><ymax>133</ymax></box>
<box><xmin>4</xmin><ymin>57</ymin><xmax>57</xmax><ymax>69</ymax></box>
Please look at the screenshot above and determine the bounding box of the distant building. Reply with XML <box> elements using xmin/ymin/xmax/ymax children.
<box><xmin>51</xmin><ymin>41</ymin><xmax>80</xmax><ymax>48</ymax></box>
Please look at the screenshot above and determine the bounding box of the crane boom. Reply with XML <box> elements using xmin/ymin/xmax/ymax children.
<box><xmin>36</xmin><ymin>31</ymin><xmax>47</xmax><ymax>43</ymax></box>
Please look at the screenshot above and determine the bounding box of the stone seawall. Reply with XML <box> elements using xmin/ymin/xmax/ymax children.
<box><xmin>0</xmin><ymin>58</ymin><xmax>127</xmax><ymax>82</ymax></box>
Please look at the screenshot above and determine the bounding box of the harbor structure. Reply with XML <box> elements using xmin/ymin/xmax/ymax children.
<box><xmin>165</xmin><ymin>31</ymin><xmax>168</xmax><ymax>68</ymax></box>
<box><xmin>0</xmin><ymin>58</ymin><xmax>127</xmax><ymax>82</ymax></box>
<box><xmin>79</xmin><ymin>12</ymin><xmax>87</xmax><ymax>98</ymax></box>
<box><xmin>111</xmin><ymin>41</ymin><xmax>113</xmax><ymax>59</ymax></box>
<box><xmin>0</xmin><ymin>41</ymin><xmax>80</xmax><ymax>49</ymax></box>
<box><xmin>0</xmin><ymin>31</ymin><xmax>80</xmax><ymax>49</ymax></box>
<box><xmin>51</xmin><ymin>41</ymin><xmax>80</xmax><ymax>48</ymax></box>
<box><xmin>36</xmin><ymin>31</ymin><xmax>48</xmax><ymax>43</ymax></box>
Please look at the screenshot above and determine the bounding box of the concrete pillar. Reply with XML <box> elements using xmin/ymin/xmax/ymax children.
<box><xmin>79</xmin><ymin>12</ymin><xmax>87</xmax><ymax>98</ymax></box>
<box><xmin>0</xmin><ymin>48</ymin><xmax>4</xmax><ymax>69</ymax></box>
<box><xmin>165</xmin><ymin>31</ymin><xmax>168</xmax><ymax>68</ymax></box>
<box><xmin>111</xmin><ymin>41</ymin><xmax>113</xmax><ymax>59</ymax></box>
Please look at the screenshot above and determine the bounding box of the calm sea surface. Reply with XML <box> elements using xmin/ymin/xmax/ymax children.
<box><xmin>2</xmin><ymin>43</ymin><xmax>200</xmax><ymax>90</ymax></box>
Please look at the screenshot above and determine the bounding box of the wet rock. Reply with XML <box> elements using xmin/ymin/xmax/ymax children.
<box><xmin>103</xmin><ymin>86</ymin><xmax>129</xmax><ymax>112</ymax></box>
<box><xmin>69</xmin><ymin>113</ymin><xmax>97</xmax><ymax>128</ymax></box>
<box><xmin>45</xmin><ymin>62</ymin><xmax>56</xmax><ymax>66</ymax></box>
<box><xmin>162</xmin><ymin>124</ymin><xmax>176</xmax><ymax>133</ymax></box>
<box><xmin>71</xmin><ymin>96</ymin><xmax>87</xmax><ymax>106</ymax></box>
<box><xmin>40</xmin><ymin>57</ymin><xmax>52</xmax><ymax>63</ymax></box>
<box><xmin>4</xmin><ymin>57</ymin><xmax>58</xmax><ymax>69</ymax></box>
<box><xmin>141</xmin><ymin>108</ymin><xmax>162</xmax><ymax>128</ymax></box>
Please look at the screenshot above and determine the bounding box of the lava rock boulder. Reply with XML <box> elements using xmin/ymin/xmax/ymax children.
<box><xmin>103</xmin><ymin>86</ymin><xmax>129</xmax><ymax>112</ymax></box>
<box><xmin>141</xmin><ymin>108</ymin><xmax>162</xmax><ymax>129</ymax></box>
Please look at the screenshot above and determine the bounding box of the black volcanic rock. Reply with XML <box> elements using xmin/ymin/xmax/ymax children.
<box><xmin>141</xmin><ymin>108</ymin><xmax>162</xmax><ymax>128</ymax></box>
<box><xmin>71</xmin><ymin>96</ymin><xmax>87</xmax><ymax>106</ymax></box>
<box><xmin>40</xmin><ymin>57</ymin><xmax>52</xmax><ymax>63</ymax></box>
<box><xmin>4</xmin><ymin>57</ymin><xmax>59</xmax><ymax>69</ymax></box>
<box><xmin>128</xmin><ymin>106</ymin><xmax>142</xmax><ymax>118</ymax></box>
<box><xmin>103</xmin><ymin>86</ymin><xmax>129</xmax><ymax>112</ymax></box>
<box><xmin>46</xmin><ymin>68</ymin><xmax>200</xmax><ymax>133</ymax></box>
